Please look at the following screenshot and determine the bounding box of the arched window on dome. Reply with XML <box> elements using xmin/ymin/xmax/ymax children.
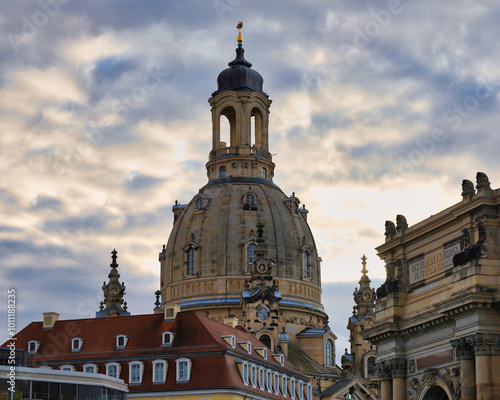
<box><xmin>247</xmin><ymin>243</ymin><xmax>256</xmax><ymax>272</ymax></box>
<box><xmin>186</xmin><ymin>247</ymin><xmax>195</xmax><ymax>275</ymax></box>
<box><xmin>219</xmin><ymin>166</ymin><xmax>226</xmax><ymax>177</ymax></box>
<box><xmin>302</xmin><ymin>250</ymin><xmax>311</xmax><ymax>279</ymax></box>
<box><xmin>325</xmin><ymin>339</ymin><xmax>334</xmax><ymax>366</ymax></box>
<box><xmin>242</xmin><ymin>191</ymin><xmax>257</xmax><ymax>210</ymax></box>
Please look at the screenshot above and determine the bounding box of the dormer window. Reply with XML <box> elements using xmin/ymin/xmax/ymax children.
<box><xmin>246</xmin><ymin>243</ymin><xmax>256</xmax><ymax>270</ymax></box>
<box><xmin>290</xmin><ymin>378</ymin><xmax>296</xmax><ymax>399</ymax></box>
<box><xmin>71</xmin><ymin>338</ymin><xmax>84</xmax><ymax>352</ymax></box>
<box><xmin>272</xmin><ymin>353</ymin><xmax>285</xmax><ymax>366</ymax></box>
<box><xmin>222</xmin><ymin>335</ymin><xmax>236</xmax><ymax>348</ymax></box>
<box><xmin>266</xmin><ymin>369</ymin><xmax>273</xmax><ymax>392</ymax></box>
<box><xmin>28</xmin><ymin>340</ymin><xmax>41</xmax><ymax>354</ymax></box>
<box><xmin>240</xmin><ymin>362</ymin><xmax>249</xmax><ymax>385</ymax></box>
<box><xmin>152</xmin><ymin>360</ymin><xmax>167</xmax><ymax>383</ymax></box>
<box><xmin>306</xmin><ymin>383</ymin><xmax>313</xmax><ymax>400</ymax></box>
<box><xmin>258</xmin><ymin>367</ymin><xmax>265</xmax><ymax>390</ymax></box>
<box><xmin>255</xmin><ymin>347</ymin><xmax>268</xmax><ymax>360</ymax></box>
<box><xmin>195</xmin><ymin>198</ymin><xmax>203</xmax><ymax>209</ymax></box>
<box><xmin>116</xmin><ymin>335</ymin><xmax>128</xmax><ymax>349</ymax></box>
<box><xmin>243</xmin><ymin>192</ymin><xmax>258</xmax><ymax>210</ymax></box>
<box><xmin>274</xmin><ymin>372</ymin><xmax>280</xmax><ymax>395</ymax></box>
<box><xmin>176</xmin><ymin>358</ymin><xmax>191</xmax><ymax>382</ymax></box>
<box><xmin>106</xmin><ymin>362</ymin><xmax>120</xmax><ymax>378</ymax></box>
<box><xmin>186</xmin><ymin>246</ymin><xmax>196</xmax><ymax>275</ymax></box>
<box><xmin>129</xmin><ymin>361</ymin><xmax>144</xmax><ymax>384</ymax></box>
<box><xmin>239</xmin><ymin>341</ymin><xmax>252</xmax><ymax>354</ymax></box>
<box><xmin>162</xmin><ymin>331</ymin><xmax>175</xmax><ymax>347</ymax></box>
<box><xmin>60</xmin><ymin>365</ymin><xmax>75</xmax><ymax>372</ymax></box>
<box><xmin>282</xmin><ymin>375</ymin><xmax>288</xmax><ymax>397</ymax></box>
<box><xmin>83</xmin><ymin>363</ymin><xmax>97</xmax><ymax>374</ymax></box>
<box><xmin>298</xmin><ymin>381</ymin><xmax>304</xmax><ymax>400</ymax></box>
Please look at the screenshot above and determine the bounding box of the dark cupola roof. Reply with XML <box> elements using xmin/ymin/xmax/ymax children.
<box><xmin>214</xmin><ymin>46</ymin><xmax>265</xmax><ymax>96</ymax></box>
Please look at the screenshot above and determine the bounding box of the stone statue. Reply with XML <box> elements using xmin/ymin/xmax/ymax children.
<box><xmin>461</xmin><ymin>179</ymin><xmax>475</xmax><ymax>199</ymax></box>
<box><xmin>476</xmin><ymin>172</ymin><xmax>491</xmax><ymax>191</ymax></box>
<box><xmin>396</xmin><ymin>214</ymin><xmax>408</xmax><ymax>233</ymax></box>
<box><xmin>385</xmin><ymin>221</ymin><xmax>396</xmax><ymax>238</ymax></box>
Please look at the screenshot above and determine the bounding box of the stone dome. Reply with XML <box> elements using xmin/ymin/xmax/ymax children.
<box><xmin>214</xmin><ymin>46</ymin><xmax>265</xmax><ymax>95</ymax></box>
<box><xmin>160</xmin><ymin>176</ymin><xmax>324</xmax><ymax>314</ymax></box>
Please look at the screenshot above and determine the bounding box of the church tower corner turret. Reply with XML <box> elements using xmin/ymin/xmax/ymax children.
<box><xmin>96</xmin><ymin>249</ymin><xmax>130</xmax><ymax>318</ymax></box>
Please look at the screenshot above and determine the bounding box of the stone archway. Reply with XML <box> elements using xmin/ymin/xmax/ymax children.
<box><xmin>422</xmin><ymin>386</ymin><xmax>450</xmax><ymax>400</ymax></box>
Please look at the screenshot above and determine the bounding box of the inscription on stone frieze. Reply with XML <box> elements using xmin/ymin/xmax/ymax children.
<box><xmin>409</xmin><ymin>241</ymin><xmax>461</xmax><ymax>285</ymax></box>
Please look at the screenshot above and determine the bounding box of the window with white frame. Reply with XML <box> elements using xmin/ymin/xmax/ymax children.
<box><xmin>298</xmin><ymin>381</ymin><xmax>304</xmax><ymax>400</ymax></box>
<box><xmin>239</xmin><ymin>341</ymin><xmax>252</xmax><ymax>354</ymax></box>
<box><xmin>325</xmin><ymin>339</ymin><xmax>334</xmax><ymax>366</ymax></box>
<box><xmin>274</xmin><ymin>372</ymin><xmax>280</xmax><ymax>395</ymax></box>
<box><xmin>162</xmin><ymin>331</ymin><xmax>175</xmax><ymax>347</ymax></box>
<box><xmin>106</xmin><ymin>363</ymin><xmax>120</xmax><ymax>378</ymax></box>
<box><xmin>129</xmin><ymin>361</ymin><xmax>143</xmax><ymax>384</ymax></box>
<box><xmin>282</xmin><ymin>375</ymin><xmax>288</xmax><ymax>397</ymax></box>
<box><xmin>60</xmin><ymin>365</ymin><xmax>75</xmax><ymax>372</ymax></box>
<box><xmin>116</xmin><ymin>335</ymin><xmax>128</xmax><ymax>349</ymax></box>
<box><xmin>152</xmin><ymin>360</ymin><xmax>167</xmax><ymax>383</ymax></box>
<box><xmin>28</xmin><ymin>340</ymin><xmax>40</xmax><ymax>354</ymax></box>
<box><xmin>222</xmin><ymin>335</ymin><xmax>236</xmax><ymax>348</ymax></box>
<box><xmin>250</xmin><ymin>364</ymin><xmax>257</xmax><ymax>388</ymax></box>
<box><xmin>83</xmin><ymin>364</ymin><xmax>97</xmax><ymax>374</ymax></box>
<box><xmin>290</xmin><ymin>378</ymin><xmax>296</xmax><ymax>399</ymax></box>
<box><xmin>266</xmin><ymin>369</ymin><xmax>273</xmax><ymax>392</ymax></box>
<box><xmin>176</xmin><ymin>358</ymin><xmax>191</xmax><ymax>382</ymax></box>
<box><xmin>258</xmin><ymin>367</ymin><xmax>265</xmax><ymax>390</ymax></box>
<box><xmin>71</xmin><ymin>338</ymin><xmax>83</xmax><ymax>352</ymax></box>
<box><xmin>306</xmin><ymin>383</ymin><xmax>313</xmax><ymax>400</ymax></box>
<box><xmin>241</xmin><ymin>362</ymin><xmax>249</xmax><ymax>385</ymax></box>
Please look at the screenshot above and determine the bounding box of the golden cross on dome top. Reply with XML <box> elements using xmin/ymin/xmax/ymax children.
<box><xmin>236</xmin><ymin>21</ymin><xmax>244</xmax><ymax>45</ymax></box>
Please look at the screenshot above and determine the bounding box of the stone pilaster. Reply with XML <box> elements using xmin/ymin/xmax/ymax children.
<box><xmin>471</xmin><ymin>333</ymin><xmax>500</xmax><ymax>400</ymax></box>
<box><xmin>391</xmin><ymin>358</ymin><xmax>407</xmax><ymax>400</ymax></box>
<box><xmin>452</xmin><ymin>336</ymin><xmax>476</xmax><ymax>400</ymax></box>
<box><xmin>377</xmin><ymin>361</ymin><xmax>393</xmax><ymax>400</ymax></box>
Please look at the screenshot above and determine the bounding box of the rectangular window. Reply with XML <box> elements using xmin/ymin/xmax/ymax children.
<box><xmin>186</xmin><ymin>248</ymin><xmax>196</xmax><ymax>275</ymax></box>
<box><xmin>178</xmin><ymin>361</ymin><xmax>189</xmax><ymax>381</ymax></box>
<box><xmin>108</xmin><ymin>365</ymin><xmax>117</xmax><ymax>378</ymax></box>
<box><xmin>153</xmin><ymin>363</ymin><xmax>165</xmax><ymax>382</ymax></box>
<box><xmin>130</xmin><ymin>364</ymin><xmax>141</xmax><ymax>383</ymax></box>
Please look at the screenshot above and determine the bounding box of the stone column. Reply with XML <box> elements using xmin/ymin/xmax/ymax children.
<box><xmin>377</xmin><ymin>361</ymin><xmax>393</xmax><ymax>400</ymax></box>
<box><xmin>451</xmin><ymin>336</ymin><xmax>476</xmax><ymax>400</ymax></box>
<box><xmin>391</xmin><ymin>358</ymin><xmax>407</xmax><ymax>400</ymax></box>
<box><xmin>472</xmin><ymin>333</ymin><xmax>500</xmax><ymax>400</ymax></box>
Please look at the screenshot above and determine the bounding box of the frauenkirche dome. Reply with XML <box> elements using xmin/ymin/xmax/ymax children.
<box><xmin>159</xmin><ymin>24</ymin><xmax>339</xmax><ymax>379</ymax></box>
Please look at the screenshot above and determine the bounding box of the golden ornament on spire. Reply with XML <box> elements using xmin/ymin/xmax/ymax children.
<box><xmin>236</xmin><ymin>21</ymin><xmax>244</xmax><ymax>45</ymax></box>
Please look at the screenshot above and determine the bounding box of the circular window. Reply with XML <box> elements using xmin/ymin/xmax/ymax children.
<box><xmin>256</xmin><ymin>261</ymin><xmax>268</xmax><ymax>274</ymax></box>
<box><xmin>257</xmin><ymin>307</ymin><xmax>269</xmax><ymax>321</ymax></box>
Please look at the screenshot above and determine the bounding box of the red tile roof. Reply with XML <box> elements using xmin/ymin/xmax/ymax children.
<box><xmin>4</xmin><ymin>311</ymin><xmax>308</xmax><ymax>397</ymax></box>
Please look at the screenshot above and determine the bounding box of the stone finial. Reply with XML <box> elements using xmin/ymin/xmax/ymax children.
<box><xmin>396</xmin><ymin>214</ymin><xmax>408</xmax><ymax>233</ymax></box>
<box><xmin>385</xmin><ymin>220</ymin><xmax>396</xmax><ymax>240</ymax></box>
<box><xmin>476</xmin><ymin>172</ymin><xmax>490</xmax><ymax>190</ymax></box>
<box><xmin>476</xmin><ymin>172</ymin><xmax>492</xmax><ymax>195</ymax></box>
<box><xmin>461</xmin><ymin>179</ymin><xmax>475</xmax><ymax>200</ymax></box>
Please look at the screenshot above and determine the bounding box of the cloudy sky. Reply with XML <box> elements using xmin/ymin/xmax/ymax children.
<box><xmin>1</xmin><ymin>0</ymin><xmax>500</xmax><ymax>362</ymax></box>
